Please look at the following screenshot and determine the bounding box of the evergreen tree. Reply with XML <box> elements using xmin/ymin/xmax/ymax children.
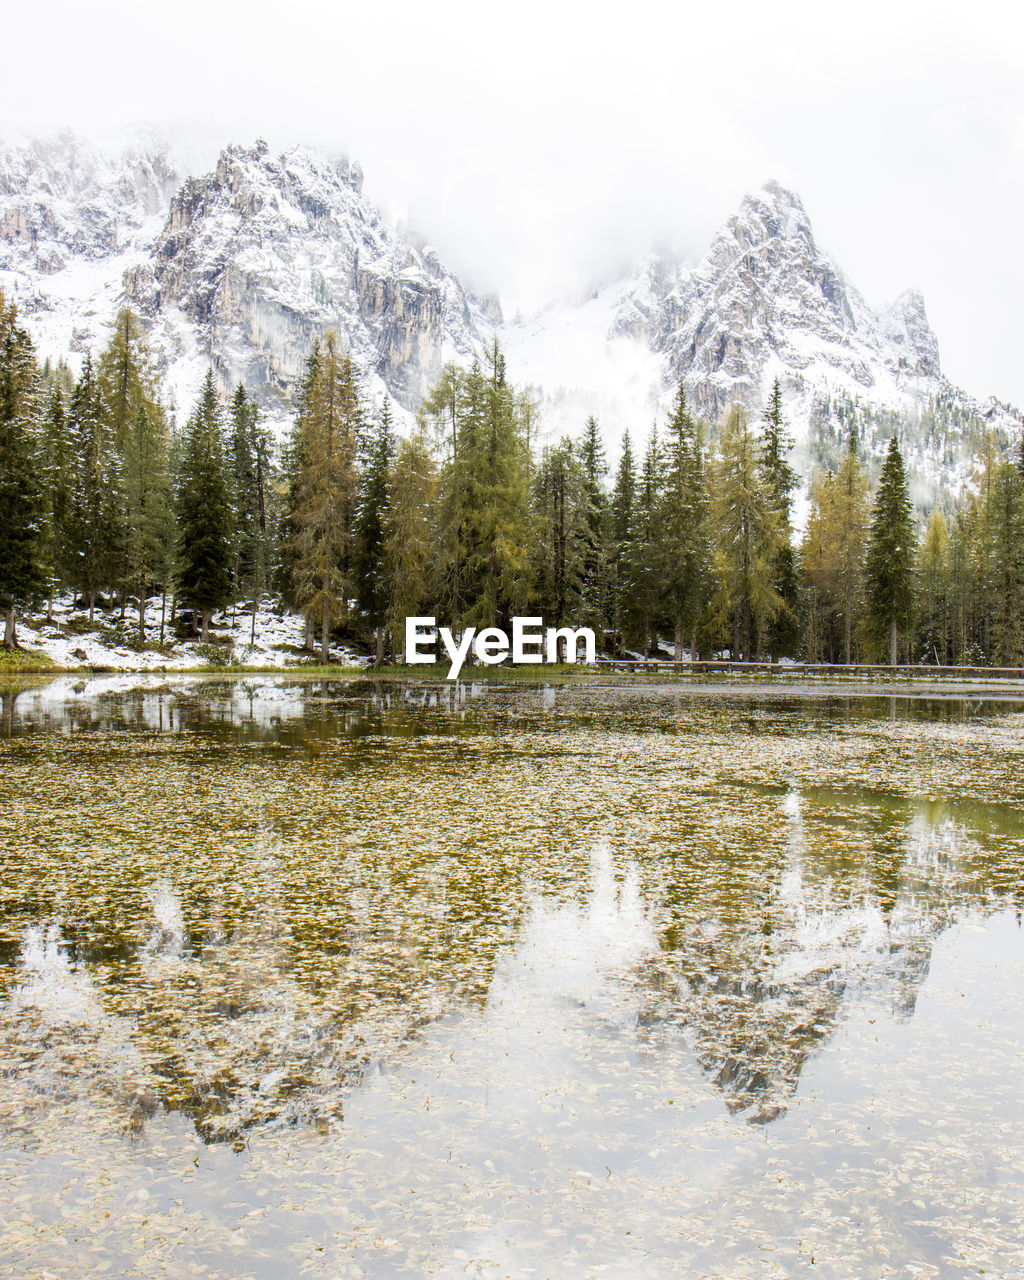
<box><xmin>659</xmin><ymin>382</ymin><xmax>711</xmax><ymax>660</ymax></box>
<box><xmin>619</xmin><ymin>426</ymin><xmax>665</xmax><ymax>653</ymax></box>
<box><xmin>577</xmin><ymin>416</ymin><xmax>611</xmax><ymax>631</ymax></box>
<box><xmin>760</xmin><ymin>379</ymin><xmax>800</xmax><ymax>657</ymax></box>
<box><xmin>228</xmin><ymin>383</ymin><xmax>274</xmax><ymax>643</ymax></box>
<box><xmin>610</xmin><ymin>429</ymin><xmax>635</xmax><ymax>640</ymax></box>
<box><xmin>42</xmin><ymin>385</ymin><xmax>74</xmax><ymax>614</ymax></box>
<box><xmin>987</xmin><ymin>461</ymin><xmax>1024</xmax><ymax>664</ymax></box>
<box><xmin>68</xmin><ymin>354</ymin><xmax>124</xmax><ymax>621</ymax></box>
<box><xmin>123</xmin><ymin>403</ymin><xmax>174</xmax><ymax>646</ymax></box>
<box><xmin>531</xmin><ymin>438</ymin><xmax>589</xmax><ymax>627</ymax></box>
<box><xmin>0</xmin><ymin>292</ymin><xmax>47</xmax><ymax>647</ymax></box>
<box><xmin>284</xmin><ymin>332</ymin><xmax>362</xmax><ymax>661</ymax></box>
<box><xmin>385</xmin><ymin>427</ymin><xmax>438</xmax><ymax>657</ymax></box>
<box><xmin>97</xmin><ymin>308</ymin><xmax>157</xmax><ymax>449</ymax></box>
<box><xmin>354</xmin><ymin>398</ymin><xmax>394</xmax><ymax>663</ymax></box>
<box><xmin>916</xmin><ymin>509</ymin><xmax>951</xmax><ymax>664</ymax></box>
<box><xmin>175</xmin><ymin>371</ymin><xmax>233</xmax><ymax>642</ymax></box>
<box><xmin>946</xmin><ymin>505</ymin><xmax>977</xmax><ymax>665</ymax></box>
<box><xmin>865</xmin><ymin>433</ymin><xmax>916</xmax><ymax>665</ymax></box>
<box><xmin>431</xmin><ymin>344</ymin><xmax>531</xmax><ymax>631</ymax></box>
<box><xmin>711</xmin><ymin>405</ymin><xmax>782</xmax><ymax>660</ymax></box>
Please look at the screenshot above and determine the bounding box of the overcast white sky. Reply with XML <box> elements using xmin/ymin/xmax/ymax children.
<box><xmin>3</xmin><ymin>0</ymin><xmax>1022</xmax><ymax>406</ymax></box>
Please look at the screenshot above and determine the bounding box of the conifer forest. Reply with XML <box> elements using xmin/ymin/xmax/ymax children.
<box><xmin>2</xmin><ymin>291</ymin><xmax>1023</xmax><ymax>669</ymax></box>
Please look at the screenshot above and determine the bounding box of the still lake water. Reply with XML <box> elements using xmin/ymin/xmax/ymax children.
<box><xmin>1</xmin><ymin>675</ymin><xmax>1024</xmax><ymax>1278</ymax></box>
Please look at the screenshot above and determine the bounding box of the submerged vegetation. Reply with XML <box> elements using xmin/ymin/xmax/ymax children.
<box><xmin>2</xmin><ymin>680</ymin><xmax>1024</xmax><ymax>1275</ymax></box>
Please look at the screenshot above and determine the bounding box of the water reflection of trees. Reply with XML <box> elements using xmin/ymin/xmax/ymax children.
<box><xmin>637</xmin><ymin>789</ymin><xmax>1024</xmax><ymax>1123</ymax></box>
<box><xmin>4</xmin><ymin>678</ymin><xmax>1024</xmax><ymax>1141</ymax></box>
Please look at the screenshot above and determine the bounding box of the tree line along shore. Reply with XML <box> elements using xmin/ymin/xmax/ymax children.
<box><xmin>2</xmin><ymin>289</ymin><xmax>1023</xmax><ymax>670</ymax></box>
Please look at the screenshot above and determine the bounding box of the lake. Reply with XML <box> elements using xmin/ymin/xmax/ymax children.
<box><xmin>2</xmin><ymin>675</ymin><xmax>1023</xmax><ymax>1278</ymax></box>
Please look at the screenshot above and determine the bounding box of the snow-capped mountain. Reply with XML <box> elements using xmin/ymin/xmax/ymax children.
<box><xmin>0</xmin><ymin>129</ymin><xmax>180</xmax><ymax>361</ymax></box>
<box><xmin>0</xmin><ymin>132</ymin><xmax>1018</xmax><ymax>504</ymax></box>
<box><xmin>506</xmin><ymin>179</ymin><xmax>1021</xmax><ymax>506</ymax></box>
<box><xmin>121</xmin><ymin>139</ymin><xmax>498</xmax><ymax>416</ymax></box>
<box><xmin>0</xmin><ymin>132</ymin><xmax>498</xmax><ymax>423</ymax></box>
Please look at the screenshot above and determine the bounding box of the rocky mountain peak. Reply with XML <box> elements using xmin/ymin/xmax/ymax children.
<box><xmin>731</xmin><ymin>180</ymin><xmax>814</xmax><ymax>252</ymax></box>
<box><xmin>599</xmin><ymin>178</ymin><xmax>945</xmax><ymax>426</ymax></box>
<box><xmin>117</xmin><ymin>137</ymin><xmax>495</xmax><ymax>414</ymax></box>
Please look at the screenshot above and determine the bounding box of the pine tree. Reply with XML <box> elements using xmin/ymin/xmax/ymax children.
<box><xmin>987</xmin><ymin>461</ymin><xmax>1024</xmax><ymax>665</ymax></box>
<box><xmin>228</xmin><ymin>384</ymin><xmax>274</xmax><ymax>644</ymax></box>
<box><xmin>946</xmin><ymin>505</ymin><xmax>976</xmax><ymax>665</ymax></box>
<box><xmin>431</xmin><ymin>344</ymin><xmax>531</xmax><ymax>631</ymax></box>
<box><xmin>284</xmin><ymin>332</ymin><xmax>362</xmax><ymax>662</ymax></box>
<box><xmin>42</xmin><ymin>385</ymin><xmax>74</xmax><ymax>615</ymax></box>
<box><xmin>711</xmin><ymin>405</ymin><xmax>783</xmax><ymax>660</ymax></box>
<box><xmin>385</xmin><ymin>427</ymin><xmax>438</xmax><ymax>657</ymax></box>
<box><xmin>801</xmin><ymin>430</ymin><xmax>870</xmax><ymax>663</ymax></box>
<box><xmin>916</xmin><ymin>509</ymin><xmax>951</xmax><ymax>664</ymax></box>
<box><xmin>97</xmin><ymin>308</ymin><xmax>157</xmax><ymax>449</ymax></box>
<box><xmin>354</xmin><ymin>398</ymin><xmax>394</xmax><ymax>663</ymax></box>
<box><xmin>659</xmin><ymin>382</ymin><xmax>711</xmax><ymax>660</ymax></box>
<box><xmin>760</xmin><ymin>379</ymin><xmax>800</xmax><ymax>657</ymax></box>
<box><xmin>619</xmin><ymin>426</ymin><xmax>665</xmax><ymax>653</ymax></box>
<box><xmin>0</xmin><ymin>292</ymin><xmax>47</xmax><ymax>648</ymax></box>
<box><xmin>68</xmin><ymin>354</ymin><xmax>125</xmax><ymax>621</ymax></box>
<box><xmin>175</xmin><ymin>371</ymin><xmax>233</xmax><ymax>642</ymax></box>
<box><xmin>610</xmin><ymin>429</ymin><xmax>635</xmax><ymax>641</ymax></box>
<box><xmin>577</xmin><ymin>416</ymin><xmax>610</xmax><ymax>631</ymax></box>
<box><xmin>123</xmin><ymin>403</ymin><xmax>174</xmax><ymax>646</ymax></box>
<box><xmin>531</xmin><ymin>438</ymin><xmax>589</xmax><ymax>627</ymax></box>
<box><xmin>865</xmin><ymin>433</ymin><xmax>916</xmax><ymax>665</ymax></box>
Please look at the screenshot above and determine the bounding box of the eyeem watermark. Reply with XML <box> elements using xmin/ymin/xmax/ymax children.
<box><xmin>405</xmin><ymin>617</ymin><xmax>596</xmax><ymax>680</ymax></box>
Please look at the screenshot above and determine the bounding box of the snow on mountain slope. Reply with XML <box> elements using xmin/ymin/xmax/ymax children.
<box><xmin>0</xmin><ymin>132</ymin><xmax>498</xmax><ymax>427</ymax></box>
<box><xmin>0</xmin><ymin>133</ymin><xmax>1019</xmax><ymax>503</ymax></box>
<box><xmin>0</xmin><ymin>129</ymin><xmax>180</xmax><ymax>362</ymax></box>
<box><xmin>122</xmin><ymin>139</ymin><xmax>498</xmax><ymax>420</ymax></box>
<box><xmin>508</xmin><ymin>180</ymin><xmax>1021</xmax><ymax>506</ymax></box>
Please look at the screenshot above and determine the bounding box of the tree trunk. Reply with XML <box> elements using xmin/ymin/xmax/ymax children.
<box><xmin>4</xmin><ymin>602</ymin><xmax>15</xmax><ymax>650</ymax></box>
<box><xmin>305</xmin><ymin>614</ymin><xmax>315</xmax><ymax>652</ymax></box>
<box><xmin>845</xmin><ymin>602</ymin><xmax>852</xmax><ymax>665</ymax></box>
<box><xmin>375</xmin><ymin>625</ymin><xmax>384</xmax><ymax>667</ymax></box>
<box><xmin>321</xmin><ymin>607</ymin><xmax>330</xmax><ymax>665</ymax></box>
<box><xmin>690</xmin><ymin>619</ymin><xmax>698</xmax><ymax>664</ymax></box>
<box><xmin>202</xmin><ymin>611</ymin><xmax>210</xmax><ymax>643</ymax></box>
<box><xmin>250</xmin><ymin>593</ymin><xmax>257</xmax><ymax>647</ymax></box>
<box><xmin>890</xmin><ymin>617</ymin><xmax>898</xmax><ymax>667</ymax></box>
<box><xmin>138</xmin><ymin>591</ymin><xmax>146</xmax><ymax>648</ymax></box>
<box><xmin>160</xmin><ymin>591</ymin><xmax>166</xmax><ymax>647</ymax></box>
<box><xmin>89</xmin><ymin>590</ymin><xmax>95</xmax><ymax>624</ymax></box>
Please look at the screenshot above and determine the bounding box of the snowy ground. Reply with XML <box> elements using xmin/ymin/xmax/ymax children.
<box><xmin>13</xmin><ymin>594</ymin><xmax>371</xmax><ymax>671</ymax></box>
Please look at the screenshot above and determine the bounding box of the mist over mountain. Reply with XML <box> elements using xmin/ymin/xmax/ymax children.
<box><xmin>1</xmin><ymin>130</ymin><xmax>1019</xmax><ymax>509</ymax></box>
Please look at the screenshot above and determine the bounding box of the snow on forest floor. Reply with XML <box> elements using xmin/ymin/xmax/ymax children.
<box><xmin>13</xmin><ymin>595</ymin><xmax>371</xmax><ymax>671</ymax></box>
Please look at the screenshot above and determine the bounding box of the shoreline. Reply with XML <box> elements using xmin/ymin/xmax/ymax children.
<box><xmin>5</xmin><ymin>662</ymin><xmax>1024</xmax><ymax>701</ymax></box>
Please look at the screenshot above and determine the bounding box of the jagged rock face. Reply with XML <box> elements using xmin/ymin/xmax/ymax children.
<box><xmin>0</xmin><ymin>131</ymin><xmax>178</xmax><ymax>276</ymax></box>
<box><xmin>611</xmin><ymin>181</ymin><xmax>943</xmax><ymax>424</ymax></box>
<box><xmin>1</xmin><ymin>134</ymin><xmax>1018</xmax><ymax>492</ymax></box>
<box><xmin>0</xmin><ymin>132</ymin><xmax>497</xmax><ymax>420</ymax></box>
<box><xmin>122</xmin><ymin>140</ymin><xmax>492</xmax><ymax>411</ymax></box>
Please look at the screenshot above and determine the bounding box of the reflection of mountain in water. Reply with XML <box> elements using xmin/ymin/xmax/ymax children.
<box><xmin>636</xmin><ymin>790</ymin><xmax>1016</xmax><ymax>1123</ymax></box>
<box><xmin>4</xmin><ymin>678</ymin><xmax>1024</xmax><ymax>1145</ymax></box>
